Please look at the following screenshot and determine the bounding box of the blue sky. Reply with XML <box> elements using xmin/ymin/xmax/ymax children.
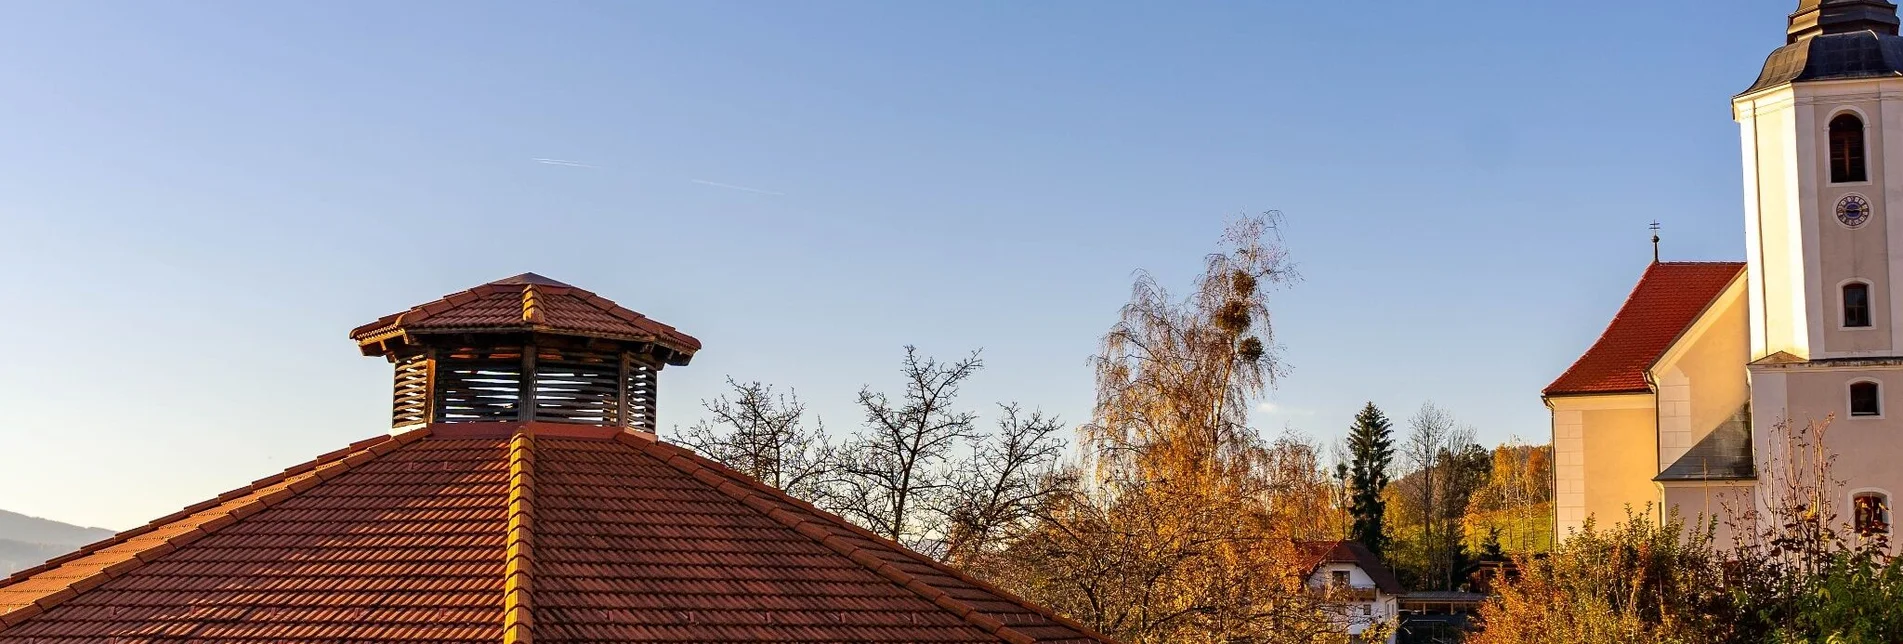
<box><xmin>0</xmin><ymin>1</ymin><xmax>1795</xmax><ymax>529</ymax></box>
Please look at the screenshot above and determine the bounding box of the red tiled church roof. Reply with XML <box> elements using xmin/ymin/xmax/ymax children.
<box><xmin>0</xmin><ymin>425</ymin><xmax>1106</xmax><ymax>643</ymax></box>
<box><xmin>350</xmin><ymin>273</ymin><xmax>702</xmax><ymax>360</ymax></box>
<box><xmin>1544</xmin><ymin>261</ymin><xmax>1745</xmax><ymax>397</ymax></box>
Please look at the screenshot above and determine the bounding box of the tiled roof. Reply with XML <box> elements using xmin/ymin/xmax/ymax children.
<box><xmin>1296</xmin><ymin>540</ymin><xmax>1403</xmax><ymax>595</ymax></box>
<box><xmin>0</xmin><ymin>425</ymin><xmax>1105</xmax><ymax>643</ymax></box>
<box><xmin>350</xmin><ymin>273</ymin><xmax>701</xmax><ymax>359</ymax></box>
<box><xmin>1544</xmin><ymin>262</ymin><xmax>1745</xmax><ymax>397</ymax></box>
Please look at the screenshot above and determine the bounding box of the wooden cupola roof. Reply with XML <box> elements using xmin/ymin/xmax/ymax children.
<box><xmin>350</xmin><ymin>273</ymin><xmax>700</xmax><ymax>363</ymax></box>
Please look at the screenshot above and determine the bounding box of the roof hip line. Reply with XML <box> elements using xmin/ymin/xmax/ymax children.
<box><xmin>502</xmin><ymin>429</ymin><xmax>537</xmax><ymax>644</ymax></box>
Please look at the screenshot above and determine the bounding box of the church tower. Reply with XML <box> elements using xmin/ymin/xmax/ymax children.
<box><xmin>1736</xmin><ymin>0</ymin><xmax>1903</xmax><ymax>362</ymax></box>
<box><xmin>1736</xmin><ymin>0</ymin><xmax>1903</xmax><ymax>547</ymax></box>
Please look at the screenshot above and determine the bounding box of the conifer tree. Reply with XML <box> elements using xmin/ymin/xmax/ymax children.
<box><xmin>1346</xmin><ymin>402</ymin><xmax>1395</xmax><ymax>557</ymax></box>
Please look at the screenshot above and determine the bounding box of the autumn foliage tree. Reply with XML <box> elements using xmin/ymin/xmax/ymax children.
<box><xmin>976</xmin><ymin>213</ymin><xmax>1374</xmax><ymax>642</ymax></box>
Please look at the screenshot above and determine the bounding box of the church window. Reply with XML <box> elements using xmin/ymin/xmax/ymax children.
<box><xmin>1855</xmin><ymin>492</ymin><xmax>1890</xmax><ymax>535</ymax></box>
<box><xmin>1844</xmin><ymin>282</ymin><xmax>1873</xmax><ymax>327</ymax></box>
<box><xmin>1851</xmin><ymin>380</ymin><xmax>1882</xmax><ymax>417</ymax></box>
<box><xmin>1831</xmin><ymin>114</ymin><xmax>1868</xmax><ymax>183</ymax></box>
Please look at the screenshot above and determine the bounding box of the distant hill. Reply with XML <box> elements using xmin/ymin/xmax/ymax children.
<box><xmin>0</xmin><ymin>509</ymin><xmax>116</xmax><ymax>576</ymax></box>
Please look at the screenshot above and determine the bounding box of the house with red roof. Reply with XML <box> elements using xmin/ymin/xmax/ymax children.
<box><xmin>1546</xmin><ymin>0</ymin><xmax>1903</xmax><ymax>546</ymax></box>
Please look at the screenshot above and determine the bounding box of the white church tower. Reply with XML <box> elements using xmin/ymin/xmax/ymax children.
<box><xmin>1736</xmin><ymin>0</ymin><xmax>1903</xmax><ymax>538</ymax></box>
<box><xmin>1737</xmin><ymin>0</ymin><xmax>1903</xmax><ymax>363</ymax></box>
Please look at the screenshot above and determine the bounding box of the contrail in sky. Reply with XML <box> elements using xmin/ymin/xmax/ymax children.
<box><xmin>691</xmin><ymin>179</ymin><xmax>785</xmax><ymax>196</ymax></box>
<box><xmin>532</xmin><ymin>158</ymin><xmax>598</xmax><ymax>168</ymax></box>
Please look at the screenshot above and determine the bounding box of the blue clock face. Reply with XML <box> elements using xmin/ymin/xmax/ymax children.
<box><xmin>1840</xmin><ymin>195</ymin><xmax>1873</xmax><ymax>228</ymax></box>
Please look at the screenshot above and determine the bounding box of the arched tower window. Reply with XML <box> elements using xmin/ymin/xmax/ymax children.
<box><xmin>1830</xmin><ymin>114</ymin><xmax>1868</xmax><ymax>183</ymax></box>
<box><xmin>1844</xmin><ymin>282</ymin><xmax>1873</xmax><ymax>327</ymax></box>
<box><xmin>1851</xmin><ymin>380</ymin><xmax>1882</xmax><ymax>417</ymax></box>
<box><xmin>1855</xmin><ymin>491</ymin><xmax>1891</xmax><ymax>535</ymax></box>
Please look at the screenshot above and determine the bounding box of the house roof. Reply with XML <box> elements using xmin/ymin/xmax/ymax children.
<box><xmin>1544</xmin><ymin>262</ymin><xmax>1745</xmax><ymax>397</ymax></box>
<box><xmin>350</xmin><ymin>273</ymin><xmax>701</xmax><ymax>362</ymax></box>
<box><xmin>1295</xmin><ymin>540</ymin><xmax>1403</xmax><ymax>595</ymax></box>
<box><xmin>0</xmin><ymin>424</ymin><xmax>1106</xmax><ymax>643</ymax></box>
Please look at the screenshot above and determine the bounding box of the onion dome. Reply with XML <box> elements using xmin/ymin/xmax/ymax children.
<box><xmin>1745</xmin><ymin>0</ymin><xmax>1903</xmax><ymax>95</ymax></box>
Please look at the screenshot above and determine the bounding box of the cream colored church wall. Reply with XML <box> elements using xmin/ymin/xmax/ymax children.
<box><xmin>1653</xmin><ymin>280</ymin><xmax>1751</xmax><ymax>472</ymax></box>
<box><xmin>1551</xmin><ymin>395</ymin><xmax>1659</xmax><ymax>537</ymax></box>
<box><xmin>1584</xmin><ymin>406</ymin><xmax>1663</xmax><ymax>527</ymax></box>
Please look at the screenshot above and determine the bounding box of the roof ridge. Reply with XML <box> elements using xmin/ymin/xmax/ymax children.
<box><xmin>502</xmin><ymin>429</ymin><xmax>536</xmax><ymax>644</ymax></box>
<box><xmin>620</xmin><ymin>435</ymin><xmax>1113</xmax><ymax>643</ymax></box>
<box><xmin>521</xmin><ymin>283</ymin><xmax>545</xmax><ymax>325</ymax></box>
<box><xmin>0</xmin><ymin>428</ymin><xmax>433</xmax><ymax>632</ymax></box>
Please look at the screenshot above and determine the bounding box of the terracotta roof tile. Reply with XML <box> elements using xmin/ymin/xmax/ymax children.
<box><xmin>0</xmin><ymin>433</ymin><xmax>507</xmax><ymax>643</ymax></box>
<box><xmin>351</xmin><ymin>273</ymin><xmax>701</xmax><ymax>358</ymax></box>
<box><xmin>0</xmin><ymin>427</ymin><xmax>1109</xmax><ymax>643</ymax></box>
<box><xmin>1544</xmin><ymin>261</ymin><xmax>1745</xmax><ymax>396</ymax></box>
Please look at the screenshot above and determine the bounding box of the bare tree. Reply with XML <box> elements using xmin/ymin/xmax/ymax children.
<box><xmin>833</xmin><ymin>346</ymin><xmax>984</xmax><ymax>553</ymax></box>
<box><xmin>676</xmin><ymin>378</ymin><xmax>833</xmax><ymax>500</ymax></box>
<box><xmin>1400</xmin><ymin>401</ymin><xmax>1475</xmax><ymax>589</ymax></box>
<box><xmin>940</xmin><ymin>404</ymin><xmax>1066</xmax><ymax>566</ymax></box>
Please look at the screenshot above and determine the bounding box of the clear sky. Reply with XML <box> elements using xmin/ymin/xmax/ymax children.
<box><xmin>0</xmin><ymin>1</ymin><xmax>1798</xmax><ymax>529</ymax></box>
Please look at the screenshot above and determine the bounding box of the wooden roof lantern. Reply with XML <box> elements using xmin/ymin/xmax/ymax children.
<box><xmin>349</xmin><ymin>273</ymin><xmax>701</xmax><ymax>432</ymax></box>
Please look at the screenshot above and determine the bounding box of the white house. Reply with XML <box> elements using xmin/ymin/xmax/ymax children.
<box><xmin>1298</xmin><ymin>540</ymin><xmax>1402</xmax><ymax>643</ymax></box>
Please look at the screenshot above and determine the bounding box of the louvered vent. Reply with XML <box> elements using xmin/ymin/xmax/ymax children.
<box><xmin>531</xmin><ymin>349</ymin><xmax>622</xmax><ymax>424</ymax></box>
<box><xmin>390</xmin><ymin>345</ymin><xmax>663</xmax><ymax>431</ymax></box>
<box><xmin>435</xmin><ymin>347</ymin><xmax>527</xmax><ymax>423</ymax></box>
<box><xmin>391</xmin><ymin>354</ymin><xmax>432</xmax><ymax>428</ymax></box>
<box><xmin>625</xmin><ymin>358</ymin><xmax>658</xmax><ymax>433</ymax></box>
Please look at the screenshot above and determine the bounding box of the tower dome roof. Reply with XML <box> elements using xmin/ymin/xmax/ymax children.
<box><xmin>1744</xmin><ymin>0</ymin><xmax>1903</xmax><ymax>95</ymax></box>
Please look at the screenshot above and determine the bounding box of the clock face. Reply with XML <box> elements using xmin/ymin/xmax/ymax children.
<box><xmin>1839</xmin><ymin>195</ymin><xmax>1873</xmax><ymax>228</ymax></box>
